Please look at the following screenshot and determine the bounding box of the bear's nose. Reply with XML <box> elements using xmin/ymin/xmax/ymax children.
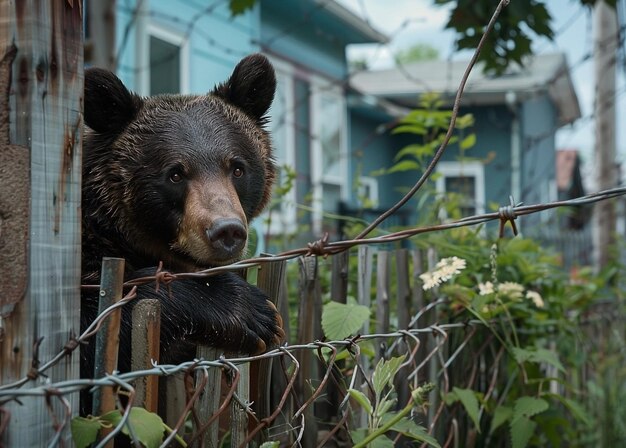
<box><xmin>206</xmin><ymin>218</ymin><xmax>246</xmax><ymax>258</ymax></box>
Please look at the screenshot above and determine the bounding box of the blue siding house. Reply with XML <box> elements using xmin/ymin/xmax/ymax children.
<box><xmin>350</xmin><ymin>54</ymin><xmax>581</xmax><ymax>231</ymax></box>
<box><xmin>88</xmin><ymin>1</ymin><xmax>580</xmax><ymax>244</ymax></box>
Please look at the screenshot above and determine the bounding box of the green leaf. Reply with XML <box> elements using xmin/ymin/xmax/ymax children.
<box><xmin>372</xmin><ymin>356</ymin><xmax>406</xmax><ymax>397</ymax></box>
<box><xmin>384</xmin><ymin>415</ymin><xmax>441</xmax><ymax>448</ymax></box>
<box><xmin>391</xmin><ymin>124</ymin><xmax>427</xmax><ymax>135</ymax></box>
<box><xmin>455</xmin><ymin>114</ymin><xmax>475</xmax><ymax>129</ymax></box>
<box><xmin>531</xmin><ymin>348</ymin><xmax>565</xmax><ymax>373</ymax></box>
<box><xmin>228</xmin><ymin>0</ymin><xmax>255</xmax><ymax>16</ymax></box>
<box><xmin>348</xmin><ymin>389</ymin><xmax>374</xmax><ymax>416</ymax></box>
<box><xmin>101</xmin><ymin>408</ymin><xmax>165</xmax><ymax>448</ymax></box>
<box><xmin>351</xmin><ymin>429</ymin><xmax>395</xmax><ymax>448</ymax></box>
<box><xmin>489</xmin><ymin>405</ymin><xmax>513</xmax><ymax>434</ymax></box>
<box><xmin>510</xmin><ymin>416</ymin><xmax>537</xmax><ymax>448</ymax></box>
<box><xmin>452</xmin><ymin>387</ymin><xmax>481</xmax><ymax>432</ymax></box>
<box><xmin>546</xmin><ymin>394</ymin><xmax>593</xmax><ymax>427</ymax></box>
<box><xmin>369</xmin><ymin>435</ymin><xmax>395</xmax><ymax>448</ymax></box>
<box><xmin>459</xmin><ymin>133</ymin><xmax>476</xmax><ymax>150</ymax></box>
<box><xmin>71</xmin><ymin>416</ymin><xmax>102</xmax><ymax>448</ymax></box>
<box><xmin>511</xmin><ymin>347</ymin><xmax>564</xmax><ymax>373</ymax></box>
<box><xmin>512</xmin><ymin>397</ymin><xmax>549</xmax><ymax>423</ymax></box>
<box><xmin>375</xmin><ymin>397</ymin><xmax>396</xmax><ymax>418</ymax></box>
<box><xmin>393</xmin><ymin>144</ymin><xmax>432</xmax><ymax>161</ymax></box>
<box><xmin>322</xmin><ymin>301</ymin><xmax>370</xmax><ymax>340</ymax></box>
<box><xmin>387</xmin><ymin>159</ymin><xmax>421</xmax><ymax>174</ymax></box>
<box><xmin>260</xmin><ymin>442</ymin><xmax>280</xmax><ymax>448</ymax></box>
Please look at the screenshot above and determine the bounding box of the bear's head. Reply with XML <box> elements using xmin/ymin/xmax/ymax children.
<box><xmin>83</xmin><ymin>54</ymin><xmax>276</xmax><ymax>272</ymax></box>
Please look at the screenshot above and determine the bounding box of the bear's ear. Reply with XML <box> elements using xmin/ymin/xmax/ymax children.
<box><xmin>213</xmin><ymin>54</ymin><xmax>276</xmax><ymax>122</ymax></box>
<box><xmin>84</xmin><ymin>68</ymin><xmax>142</xmax><ymax>134</ymax></box>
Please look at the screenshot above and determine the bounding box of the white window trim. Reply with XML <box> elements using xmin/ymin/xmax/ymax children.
<box><xmin>137</xmin><ymin>21</ymin><xmax>190</xmax><ymax>96</ymax></box>
<box><xmin>310</xmin><ymin>79</ymin><xmax>349</xmax><ymax>235</ymax></box>
<box><xmin>358</xmin><ymin>176</ymin><xmax>379</xmax><ymax>208</ymax></box>
<box><xmin>263</xmin><ymin>57</ymin><xmax>297</xmax><ymax>235</ymax></box>
<box><xmin>435</xmin><ymin>161</ymin><xmax>485</xmax><ymax>216</ymax></box>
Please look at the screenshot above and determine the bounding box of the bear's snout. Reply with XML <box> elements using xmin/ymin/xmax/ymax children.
<box><xmin>206</xmin><ymin>218</ymin><xmax>247</xmax><ymax>258</ymax></box>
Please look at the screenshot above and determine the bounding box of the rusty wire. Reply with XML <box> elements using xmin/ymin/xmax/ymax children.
<box><xmin>2</xmin><ymin>0</ymin><xmax>622</xmax><ymax>443</ymax></box>
<box><xmin>0</xmin><ymin>317</ymin><xmax>488</xmax><ymax>445</ymax></box>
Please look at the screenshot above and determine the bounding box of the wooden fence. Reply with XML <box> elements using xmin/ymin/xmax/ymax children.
<box><xmin>76</xmin><ymin>246</ymin><xmax>481</xmax><ymax>447</ymax></box>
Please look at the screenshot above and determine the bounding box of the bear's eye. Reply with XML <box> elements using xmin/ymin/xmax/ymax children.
<box><xmin>233</xmin><ymin>167</ymin><xmax>244</xmax><ymax>178</ymax></box>
<box><xmin>170</xmin><ymin>172</ymin><xmax>183</xmax><ymax>183</ymax></box>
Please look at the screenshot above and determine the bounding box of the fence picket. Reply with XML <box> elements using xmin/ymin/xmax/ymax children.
<box><xmin>295</xmin><ymin>256</ymin><xmax>321</xmax><ymax>448</ymax></box>
<box><xmin>394</xmin><ymin>249</ymin><xmax>412</xmax><ymax>407</ymax></box>
<box><xmin>93</xmin><ymin>258</ymin><xmax>125</xmax><ymax>419</ymax></box>
<box><xmin>375</xmin><ymin>251</ymin><xmax>391</xmax><ymax>363</ymax></box>
<box><xmin>194</xmin><ymin>346</ymin><xmax>220</xmax><ymax>448</ymax></box>
<box><xmin>331</xmin><ymin>250</ymin><xmax>349</xmax><ymax>303</ymax></box>
<box><xmin>254</xmin><ymin>258</ymin><xmax>287</xmax><ymax>441</ymax></box>
<box><xmin>131</xmin><ymin>299</ymin><xmax>161</xmax><ymax>413</ymax></box>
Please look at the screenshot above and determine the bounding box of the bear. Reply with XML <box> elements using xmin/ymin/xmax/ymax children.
<box><xmin>80</xmin><ymin>54</ymin><xmax>284</xmax><ymax>396</ymax></box>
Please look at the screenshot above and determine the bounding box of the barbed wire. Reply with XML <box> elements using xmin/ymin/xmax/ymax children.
<box><xmin>4</xmin><ymin>2</ymin><xmax>625</xmax><ymax>445</ymax></box>
<box><xmin>1</xmin><ymin>183</ymin><xmax>623</xmax><ymax>399</ymax></box>
<box><xmin>0</xmin><ymin>316</ymin><xmax>488</xmax><ymax>446</ymax></box>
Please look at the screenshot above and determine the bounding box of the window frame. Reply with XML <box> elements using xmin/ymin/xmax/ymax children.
<box><xmin>310</xmin><ymin>78</ymin><xmax>349</xmax><ymax>236</ymax></box>
<box><xmin>435</xmin><ymin>161</ymin><xmax>485</xmax><ymax>217</ymax></box>
<box><xmin>263</xmin><ymin>57</ymin><xmax>298</xmax><ymax>236</ymax></box>
<box><xmin>137</xmin><ymin>22</ymin><xmax>190</xmax><ymax>96</ymax></box>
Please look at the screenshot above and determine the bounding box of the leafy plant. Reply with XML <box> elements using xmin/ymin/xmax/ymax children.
<box><xmin>71</xmin><ymin>407</ymin><xmax>185</xmax><ymax>448</ymax></box>
<box><xmin>349</xmin><ymin>356</ymin><xmax>441</xmax><ymax>448</ymax></box>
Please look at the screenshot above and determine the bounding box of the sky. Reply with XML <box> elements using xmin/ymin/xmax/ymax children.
<box><xmin>337</xmin><ymin>0</ymin><xmax>626</xmax><ymax>190</ymax></box>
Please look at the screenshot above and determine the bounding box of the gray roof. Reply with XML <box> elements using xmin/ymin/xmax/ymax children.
<box><xmin>317</xmin><ymin>0</ymin><xmax>389</xmax><ymax>44</ymax></box>
<box><xmin>350</xmin><ymin>53</ymin><xmax>581</xmax><ymax>126</ymax></box>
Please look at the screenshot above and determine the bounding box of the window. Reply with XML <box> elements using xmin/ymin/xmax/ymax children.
<box><xmin>264</xmin><ymin>60</ymin><xmax>297</xmax><ymax>235</ymax></box>
<box><xmin>137</xmin><ymin>23</ymin><xmax>189</xmax><ymax>96</ymax></box>
<box><xmin>149</xmin><ymin>36</ymin><xmax>181</xmax><ymax>94</ymax></box>
<box><xmin>311</xmin><ymin>82</ymin><xmax>348</xmax><ymax>236</ymax></box>
<box><xmin>436</xmin><ymin>161</ymin><xmax>485</xmax><ymax>218</ymax></box>
<box><xmin>358</xmin><ymin>176</ymin><xmax>379</xmax><ymax>208</ymax></box>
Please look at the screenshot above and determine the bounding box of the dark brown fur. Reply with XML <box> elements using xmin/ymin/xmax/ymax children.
<box><xmin>80</xmin><ymin>55</ymin><xmax>284</xmax><ymax>407</ymax></box>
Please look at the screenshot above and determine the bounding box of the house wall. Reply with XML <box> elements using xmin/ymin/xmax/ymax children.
<box><xmin>260</xmin><ymin>1</ymin><xmax>350</xmax><ymax>80</ymax></box>
<box><xmin>115</xmin><ymin>0</ymin><xmax>260</xmax><ymax>93</ymax></box>
<box><xmin>438</xmin><ymin>105</ymin><xmax>514</xmax><ymax>211</ymax></box>
<box><xmin>520</xmin><ymin>96</ymin><xmax>558</xmax><ymax>227</ymax></box>
<box><xmin>357</xmin><ymin>105</ymin><xmax>514</xmax><ymax>220</ymax></box>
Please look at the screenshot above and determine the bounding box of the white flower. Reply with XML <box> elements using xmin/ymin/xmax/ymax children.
<box><xmin>434</xmin><ymin>257</ymin><xmax>467</xmax><ymax>281</ymax></box>
<box><xmin>420</xmin><ymin>271</ymin><xmax>441</xmax><ymax>290</ymax></box>
<box><xmin>526</xmin><ymin>290</ymin><xmax>544</xmax><ymax>308</ymax></box>
<box><xmin>497</xmin><ymin>282</ymin><xmax>525</xmax><ymax>299</ymax></box>
<box><xmin>420</xmin><ymin>257</ymin><xmax>466</xmax><ymax>290</ymax></box>
<box><xmin>478</xmin><ymin>281</ymin><xmax>495</xmax><ymax>295</ymax></box>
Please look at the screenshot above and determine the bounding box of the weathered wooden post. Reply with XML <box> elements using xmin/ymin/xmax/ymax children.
<box><xmin>0</xmin><ymin>1</ymin><xmax>83</xmax><ymax>445</ymax></box>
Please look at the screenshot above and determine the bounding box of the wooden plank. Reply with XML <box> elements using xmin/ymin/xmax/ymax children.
<box><xmin>253</xmin><ymin>258</ymin><xmax>286</xmax><ymax>440</ymax></box>
<box><xmin>92</xmin><ymin>257</ymin><xmax>125</xmax><ymax>418</ymax></box>
<box><xmin>330</xmin><ymin>250</ymin><xmax>349</xmax><ymax>304</ymax></box>
<box><xmin>295</xmin><ymin>257</ymin><xmax>321</xmax><ymax>448</ymax></box>
<box><xmin>356</xmin><ymin>247</ymin><xmax>373</xmax><ymax>428</ymax></box>
<box><xmin>396</xmin><ymin>249</ymin><xmax>411</xmax><ymax>331</ymax></box>
<box><xmin>165</xmin><ymin>375</ymin><xmax>187</xmax><ymax>430</ymax></box>
<box><xmin>131</xmin><ymin>299</ymin><xmax>161</xmax><ymax>413</ymax></box>
<box><xmin>394</xmin><ymin>249</ymin><xmax>411</xmax><ymax>407</ymax></box>
<box><xmin>0</xmin><ymin>1</ymin><xmax>82</xmax><ymax>445</ymax></box>
<box><xmin>375</xmin><ymin>251</ymin><xmax>390</xmax><ymax>362</ymax></box>
<box><xmin>325</xmin><ymin>250</ymin><xmax>349</xmax><ymax>423</ymax></box>
<box><xmin>357</xmin><ymin>246</ymin><xmax>373</xmax><ymax>336</ymax></box>
<box><xmin>411</xmin><ymin>249</ymin><xmax>424</xmax><ymax>317</ymax></box>
<box><xmin>195</xmin><ymin>346</ymin><xmax>220</xmax><ymax>448</ymax></box>
<box><xmin>230</xmin><ymin>361</ymin><xmax>250</xmax><ymax>447</ymax></box>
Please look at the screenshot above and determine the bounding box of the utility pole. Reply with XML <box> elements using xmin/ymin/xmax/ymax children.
<box><xmin>592</xmin><ymin>0</ymin><xmax>618</xmax><ymax>270</ymax></box>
